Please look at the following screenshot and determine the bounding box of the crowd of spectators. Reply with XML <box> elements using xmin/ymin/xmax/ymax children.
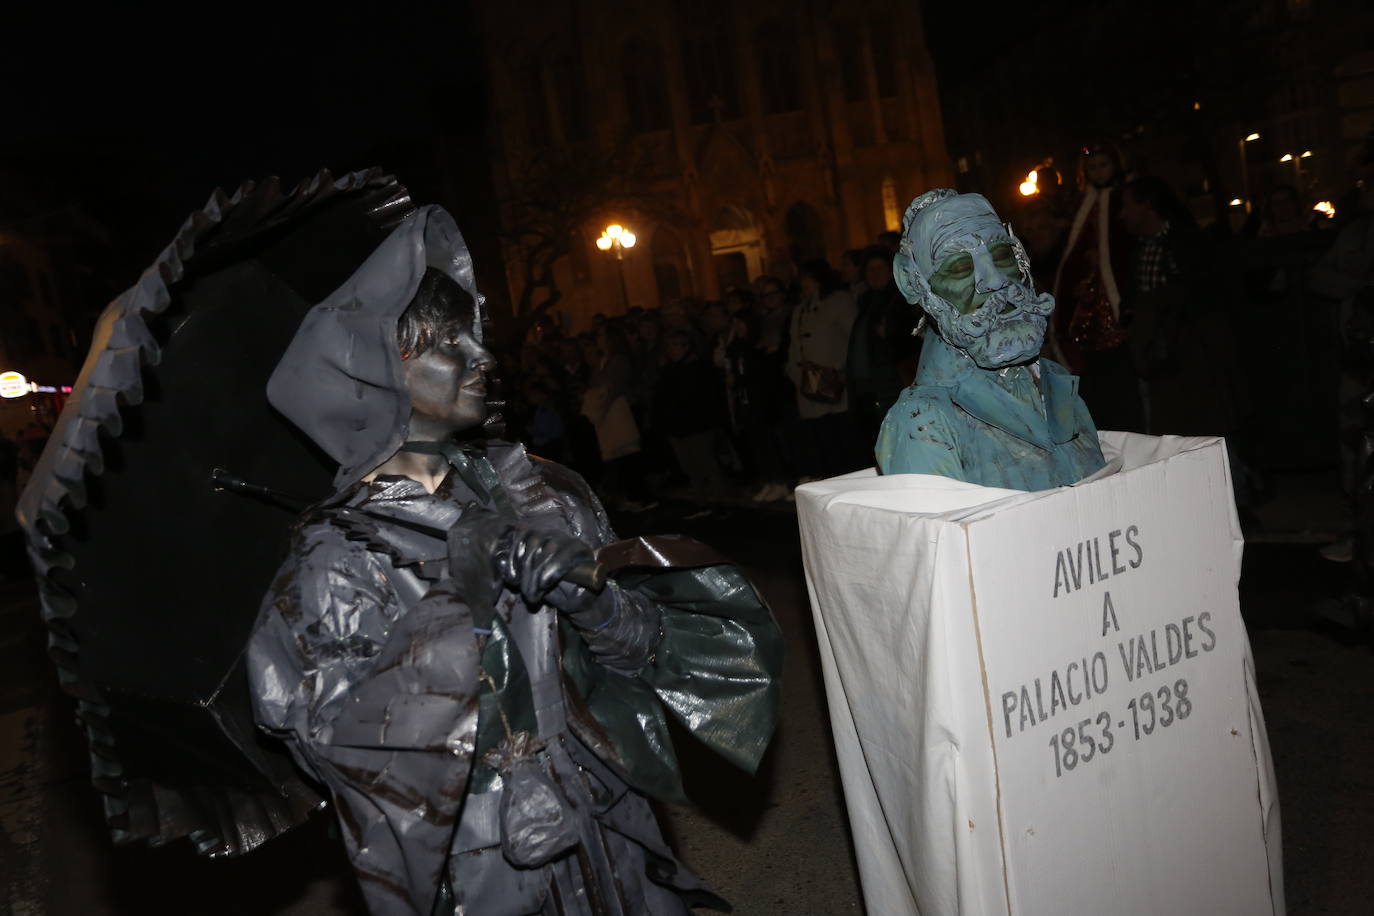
<box><xmin>506</xmin><ymin>137</ymin><xmax>1374</xmax><ymax>521</ymax></box>
<box><xmin>1007</xmin><ymin>136</ymin><xmax>1374</xmax><ymax>558</ymax></box>
<box><xmin>5</xmin><ymin>140</ymin><xmax>1372</xmax><ymax>541</ymax></box>
<box><xmin>506</xmin><ymin>237</ymin><xmax>919</xmax><ymax>512</ymax></box>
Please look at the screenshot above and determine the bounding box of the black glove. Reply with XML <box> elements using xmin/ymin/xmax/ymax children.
<box><xmin>497</xmin><ymin>527</ymin><xmax>605</xmax><ymax>622</ymax></box>
<box><xmin>498</xmin><ymin>526</ymin><xmax>661</xmax><ymax>671</ymax></box>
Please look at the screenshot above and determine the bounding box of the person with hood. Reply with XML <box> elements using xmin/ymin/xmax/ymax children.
<box><xmin>876</xmin><ymin>189</ymin><xmax>1105</xmax><ymax>489</ymax></box>
<box><xmin>248</xmin><ymin>206</ymin><xmax>781</xmax><ymax>916</ymax></box>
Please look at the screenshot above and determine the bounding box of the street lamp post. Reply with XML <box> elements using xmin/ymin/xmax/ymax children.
<box><xmin>1280</xmin><ymin>150</ymin><xmax>1314</xmax><ymax>188</ymax></box>
<box><xmin>596</xmin><ymin>223</ymin><xmax>637</xmax><ymax>313</ymax></box>
<box><xmin>1238</xmin><ymin>132</ymin><xmax>1261</xmax><ymax>213</ymax></box>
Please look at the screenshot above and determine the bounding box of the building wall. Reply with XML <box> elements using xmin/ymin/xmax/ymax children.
<box><xmin>475</xmin><ymin>0</ymin><xmax>952</xmax><ymax>331</ymax></box>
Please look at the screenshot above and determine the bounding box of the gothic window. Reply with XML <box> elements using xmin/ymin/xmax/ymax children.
<box><xmin>882</xmin><ymin>178</ymin><xmax>901</xmax><ymax>232</ymax></box>
<box><xmin>622</xmin><ymin>37</ymin><xmax>671</xmax><ymax>132</ymax></box>
<box><xmin>682</xmin><ymin>26</ymin><xmax>740</xmax><ymax>123</ymax></box>
<box><xmin>833</xmin><ymin>22</ymin><xmax>866</xmax><ymax>103</ymax></box>
<box><xmin>550</xmin><ymin>50</ymin><xmax>591</xmax><ymax>142</ymax></box>
<box><xmin>518</xmin><ymin>56</ymin><xmax>551</xmax><ymax>143</ymax></box>
<box><xmin>870</xmin><ymin>18</ymin><xmax>898</xmax><ymax>98</ymax></box>
<box><xmin>753</xmin><ymin>20</ymin><xmax>803</xmax><ymax>114</ymax></box>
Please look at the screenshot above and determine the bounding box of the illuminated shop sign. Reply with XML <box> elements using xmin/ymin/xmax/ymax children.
<box><xmin>0</xmin><ymin>371</ymin><xmax>28</xmax><ymax>398</ymax></box>
<box><xmin>0</xmin><ymin>370</ymin><xmax>73</xmax><ymax>399</ymax></box>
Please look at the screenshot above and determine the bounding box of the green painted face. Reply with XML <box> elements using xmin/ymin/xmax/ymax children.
<box><xmin>928</xmin><ymin>238</ymin><xmax>1021</xmax><ymax>315</ymax></box>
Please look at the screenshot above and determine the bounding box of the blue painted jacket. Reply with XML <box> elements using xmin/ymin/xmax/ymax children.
<box><xmin>875</xmin><ymin>333</ymin><xmax>1105</xmax><ymax>490</ymax></box>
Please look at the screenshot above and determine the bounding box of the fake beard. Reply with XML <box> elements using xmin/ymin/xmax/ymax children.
<box><xmin>932</xmin><ymin>284</ymin><xmax>1054</xmax><ymax>369</ymax></box>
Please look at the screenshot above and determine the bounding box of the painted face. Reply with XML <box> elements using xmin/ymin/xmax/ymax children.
<box><xmin>929</xmin><ymin>236</ymin><xmax>1021</xmax><ymax>314</ymax></box>
<box><xmin>403</xmin><ymin>313</ymin><xmax>496</xmax><ymax>439</ymax></box>
<box><xmin>925</xmin><ymin>227</ymin><xmax>1050</xmax><ymax>367</ymax></box>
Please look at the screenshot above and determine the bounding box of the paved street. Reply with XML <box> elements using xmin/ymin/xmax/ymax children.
<box><xmin>2</xmin><ymin>484</ymin><xmax>1372</xmax><ymax>915</ymax></box>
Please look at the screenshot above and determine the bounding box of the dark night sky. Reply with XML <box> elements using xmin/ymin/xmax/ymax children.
<box><xmin>3</xmin><ymin>4</ymin><xmax>493</xmax><ymax>289</ymax></box>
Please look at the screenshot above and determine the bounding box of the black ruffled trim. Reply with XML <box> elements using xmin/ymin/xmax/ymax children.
<box><xmin>15</xmin><ymin>167</ymin><xmax>414</xmax><ymax>857</ymax></box>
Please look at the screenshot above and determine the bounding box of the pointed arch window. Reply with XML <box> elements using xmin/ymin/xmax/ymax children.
<box><xmin>753</xmin><ymin>21</ymin><xmax>802</xmax><ymax>114</ymax></box>
<box><xmin>882</xmin><ymin>178</ymin><xmax>901</xmax><ymax>232</ymax></box>
<box><xmin>550</xmin><ymin>50</ymin><xmax>591</xmax><ymax>142</ymax></box>
<box><xmin>834</xmin><ymin>21</ymin><xmax>867</xmax><ymax>102</ymax></box>
<box><xmin>682</xmin><ymin>25</ymin><xmax>740</xmax><ymax>123</ymax></box>
<box><xmin>518</xmin><ymin>55</ymin><xmax>552</xmax><ymax>143</ymax></box>
<box><xmin>622</xmin><ymin>37</ymin><xmax>671</xmax><ymax>132</ymax></box>
<box><xmin>869</xmin><ymin>17</ymin><xmax>899</xmax><ymax>98</ymax></box>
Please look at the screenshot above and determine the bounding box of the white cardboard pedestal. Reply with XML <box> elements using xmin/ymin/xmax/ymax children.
<box><xmin>797</xmin><ymin>433</ymin><xmax>1283</xmax><ymax>916</ymax></box>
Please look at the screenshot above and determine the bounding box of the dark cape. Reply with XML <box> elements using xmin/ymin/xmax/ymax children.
<box><xmin>248</xmin><ymin>207</ymin><xmax>782</xmax><ymax>915</ymax></box>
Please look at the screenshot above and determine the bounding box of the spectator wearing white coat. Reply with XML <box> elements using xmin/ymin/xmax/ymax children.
<box><xmin>785</xmin><ymin>258</ymin><xmax>861</xmax><ymax>481</ymax></box>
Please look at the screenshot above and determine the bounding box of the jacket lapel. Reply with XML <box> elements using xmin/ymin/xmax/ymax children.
<box><xmin>950</xmin><ymin>360</ymin><xmax>1078</xmax><ymax>451</ymax></box>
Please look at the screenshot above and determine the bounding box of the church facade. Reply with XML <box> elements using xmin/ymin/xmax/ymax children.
<box><xmin>474</xmin><ymin>0</ymin><xmax>951</xmax><ymax>329</ymax></box>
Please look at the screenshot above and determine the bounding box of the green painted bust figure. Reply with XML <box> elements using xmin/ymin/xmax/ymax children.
<box><xmin>875</xmin><ymin>189</ymin><xmax>1105</xmax><ymax>489</ymax></box>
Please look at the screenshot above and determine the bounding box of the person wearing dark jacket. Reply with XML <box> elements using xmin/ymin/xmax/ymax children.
<box><xmin>1119</xmin><ymin>176</ymin><xmax>1246</xmax><ymax>438</ymax></box>
<box><xmin>248</xmin><ymin>206</ymin><xmax>781</xmax><ymax>916</ymax></box>
<box><xmin>847</xmin><ymin>245</ymin><xmax>919</xmax><ymax>444</ymax></box>
<box><xmin>653</xmin><ymin>329</ymin><xmax>728</xmax><ymax>499</ymax></box>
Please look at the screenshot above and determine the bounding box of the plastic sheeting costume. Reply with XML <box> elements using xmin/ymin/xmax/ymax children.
<box><xmin>248</xmin><ymin>206</ymin><xmax>781</xmax><ymax>915</ymax></box>
<box><xmin>875</xmin><ymin>189</ymin><xmax>1105</xmax><ymax>489</ymax></box>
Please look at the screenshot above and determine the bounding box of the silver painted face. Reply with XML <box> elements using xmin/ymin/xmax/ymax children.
<box><xmin>403</xmin><ymin>313</ymin><xmax>496</xmax><ymax>439</ymax></box>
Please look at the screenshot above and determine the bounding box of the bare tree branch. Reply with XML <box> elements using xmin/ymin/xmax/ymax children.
<box><xmin>497</xmin><ymin>137</ymin><xmax>690</xmax><ymax>335</ymax></box>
